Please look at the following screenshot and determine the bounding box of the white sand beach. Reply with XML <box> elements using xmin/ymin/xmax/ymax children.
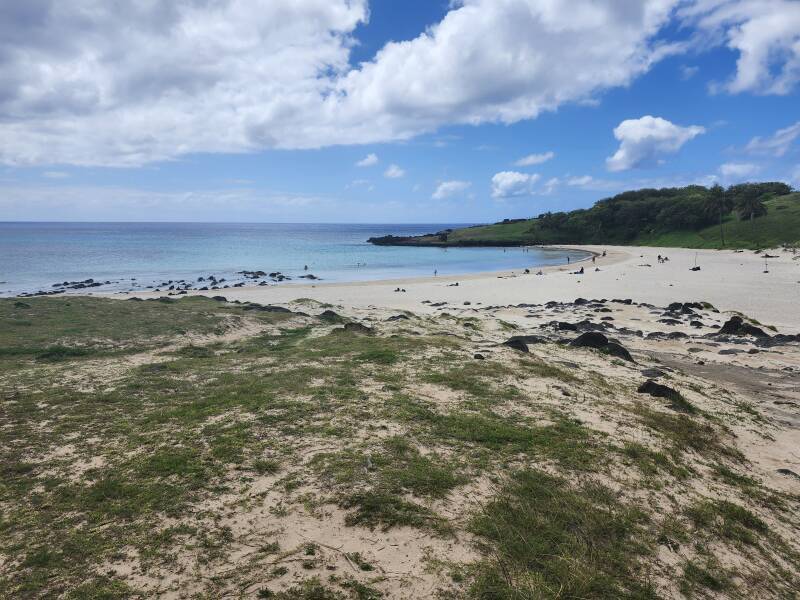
<box><xmin>124</xmin><ymin>245</ymin><xmax>800</xmax><ymax>332</ymax></box>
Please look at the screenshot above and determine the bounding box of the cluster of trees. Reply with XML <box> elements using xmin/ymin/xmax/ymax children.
<box><xmin>529</xmin><ymin>182</ymin><xmax>793</xmax><ymax>245</ymax></box>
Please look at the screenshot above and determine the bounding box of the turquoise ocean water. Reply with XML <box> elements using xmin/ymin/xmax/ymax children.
<box><xmin>0</xmin><ymin>223</ymin><xmax>589</xmax><ymax>297</ymax></box>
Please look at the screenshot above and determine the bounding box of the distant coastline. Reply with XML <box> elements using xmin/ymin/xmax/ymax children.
<box><xmin>368</xmin><ymin>184</ymin><xmax>800</xmax><ymax>251</ymax></box>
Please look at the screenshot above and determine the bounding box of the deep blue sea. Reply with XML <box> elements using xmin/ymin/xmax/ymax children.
<box><xmin>0</xmin><ymin>223</ymin><xmax>588</xmax><ymax>297</ymax></box>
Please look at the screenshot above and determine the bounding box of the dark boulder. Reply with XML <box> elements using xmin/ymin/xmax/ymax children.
<box><xmin>319</xmin><ymin>310</ymin><xmax>344</xmax><ymax>322</ymax></box>
<box><xmin>211</xmin><ymin>296</ymin><xmax>228</xmax><ymax>302</ymax></box>
<box><xmin>386</xmin><ymin>314</ymin><xmax>410</xmax><ymax>322</ymax></box>
<box><xmin>505</xmin><ymin>335</ymin><xmax>548</xmax><ymax>350</ymax></box>
<box><xmin>666</xmin><ymin>332</ymin><xmax>689</xmax><ymax>340</ymax></box>
<box><xmin>718</xmin><ymin>316</ymin><xmax>769</xmax><ymax>338</ymax></box>
<box><xmin>777</xmin><ymin>468</ymin><xmax>800</xmax><ymax>481</ymax></box>
<box><xmin>603</xmin><ymin>342</ymin><xmax>634</xmax><ymax>362</ymax></box>
<box><xmin>658</xmin><ymin>318</ymin><xmax>682</xmax><ymax>326</ymax></box>
<box><xmin>243</xmin><ymin>304</ymin><xmax>292</xmax><ymax>313</ymax></box>
<box><xmin>638</xmin><ymin>379</ymin><xmax>678</xmax><ymax>399</ymax></box>
<box><xmin>569</xmin><ymin>332</ymin><xmax>608</xmax><ymax>349</ymax></box>
<box><xmin>569</xmin><ymin>331</ymin><xmax>634</xmax><ymax>362</ymax></box>
<box><xmin>342</xmin><ymin>322</ymin><xmax>374</xmax><ymax>335</ymax></box>
<box><xmin>640</xmin><ymin>368</ymin><xmax>666</xmax><ymax>378</ymax></box>
<box><xmin>503</xmin><ymin>338</ymin><xmax>529</xmax><ymax>353</ymax></box>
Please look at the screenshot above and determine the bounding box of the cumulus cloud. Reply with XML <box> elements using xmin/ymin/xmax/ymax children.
<box><xmin>745</xmin><ymin>122</ymin><xmax>800</xmax><ymax>157</ymax></box>
<box><xmin>565</xmin><ymin>175</ymin><xmax>621</xmax><ymax>191</ymax></box>
<box><xmin>679</xmin><ymin>0</ymin><xmax>800</xmax><ymax>95</ymax></box>
<box><xmin>514</xmin><ymin>151</ymin><xmax>555</xmax><ymax>167</ymax></box>
<box><xmin>3</xmin><ymin>0</ymin><xmax>796</xmax><ymax>168</ymax></box>
<box><xmin>432</xmin><ymin>180</ymin><xmax>471</xmax><ymax>200</ymax></box>
<box><xmin>491</xmin><ymin>171</ymin><xmax>539</xmax><ymax>199</ymax></box>
<box><xmin>719</xmin><ymin>162</ymin><xmax>760</xmax><ymax>179</ymax></box>
<box><xmin>384</xmin><ymin>164</ymin><xmax>405</xmax><ymax>179</ymax></box>
<box><xmin>356</xmin><ymin>153</ymin><xmax>379</xmax><ymax>167</ymax></box>
<box><xmin>606</xmin><ymin>116</ymin><xmax>705</xmax><ymax>171</ymax></box>
<box><xmin>541</xmin><ymin>177</ymin><xmax>560</xmax><ymax>195</ymax></box>
<box><xmin>0</xmin><ymin>0</ymin><xmax>681</xmax><ymax>166</ymax></box>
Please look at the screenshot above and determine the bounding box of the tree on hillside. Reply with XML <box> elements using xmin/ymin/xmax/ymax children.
<box><xmin>733</xmin><ymin>189</ymin><xmax>768</xmax><ymax>225</ymax></box>
<box><xmin>704</xmin><ymin>184</ymin><xmax>733</xmax><ymax>246</ymax></box>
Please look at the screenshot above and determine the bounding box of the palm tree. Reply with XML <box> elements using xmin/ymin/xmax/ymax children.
<box><xmin>704</xmin><ymin>184</ymin><xmax>733</xmax><ymax>247</ymax></box>
<box><xmin>735</xmin><ymin>191</ymin><xmax>768</xmax><ymax>228</ymax></box>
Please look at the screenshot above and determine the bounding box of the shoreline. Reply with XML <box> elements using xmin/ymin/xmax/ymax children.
<box><xmin>6</xmin><ymin>245</ymin><xmax>595</xmax><ymax>299</ymax></box>
<box><xmin>104</xmin><ymin>244</ymin><xmax>800</xmax><ymax>333</ymax></box>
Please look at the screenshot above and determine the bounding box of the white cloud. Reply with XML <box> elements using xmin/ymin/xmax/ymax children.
<box><xmin>384</xmin><ymin>164</ymin><xmax>405</xmax><ymax>179</ymax></box>
<box><xmin>745</xmin><ymin>122</ymin><xmax>800</xmax><ymax>157</ymax></box>
<box><xmin>606</xmin><ymin>115</ymin><xmax>705</xmax><ymax>171</ymax></box>
<box><xmin>432</xmin><ymin>180</ymin><xmax>471</xmax><ymax>200</ymax></box>
<box><xmin>356</xmin><ymin>153</ymin><xmax>378</xmax><ymax>167</ymax></box>
<box><xmin>514</xmin><ymin>151</ymin><xmax>555</xmax><ymax>167</ymax></box>
<box><xmin>719</xmin><ymin>162</ymin><xmax>760</xmax><ymax>178</ymax></box>
<box><xmin>491</xmin><ymin>171</ymin><xmax>539</xmax><ymax>199</ymax></box>
<box><xmin>791</xmin><ymin>165</ymin><xmax>800</xmax><ymax>187</ymax></box>
<box><xmin>0</xmin><ymin>0</ymin><xmax>681</xmax><ymax>167</ymax></box>
<box><xmin>567</xmin><ymin>175</ymin><xmax>593</xmax><ymax>186</ymax></box>
<box><xmin>679</xmin><ymin>0</ymin><xmax>800</xmax><ymax>95</ymax></box>
<box><xmin>541</xmin><ymin>177</ymin><xmax>560</xmax><ymax>195</ymax></box>
<box><xmin>4</xmin><ymin>0</ymin><xmax>796</xmax><ymax>168</ymax></box>
<box><xmin>565</xmin><ymin>175</ymin><xmax>621</xmax><ymax>191</ymax></box>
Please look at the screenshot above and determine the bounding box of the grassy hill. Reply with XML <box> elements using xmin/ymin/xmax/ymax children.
<box><xmin>635</xmin><ymin>193</ymin><xmax>800</xmax><ymax>249</ymax></box>
<box><xmin>370</xmin><ymin>186</ymin><xmax>800</xmax><ymax>250</ymax></box>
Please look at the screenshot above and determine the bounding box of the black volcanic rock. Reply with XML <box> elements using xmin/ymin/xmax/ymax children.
<box><xmin>718</xmin><ymin>316</ymin><xmax>769</xmax><ymax>338</ymax></box>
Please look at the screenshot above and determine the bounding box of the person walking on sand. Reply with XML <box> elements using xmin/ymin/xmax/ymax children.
<box><xmin>434</xmin><ymin>269</ymin><xmax>437</xmax><ymax>277</ymax></box>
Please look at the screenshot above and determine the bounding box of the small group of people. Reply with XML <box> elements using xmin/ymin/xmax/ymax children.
<box><xmin>657</xmin><ymin>254</ymin><xmax>670</xmax><ymax>264</ymax></box>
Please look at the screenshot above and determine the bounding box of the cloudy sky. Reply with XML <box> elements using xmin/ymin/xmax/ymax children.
<box><xmin>1</xmin><ymin>0</ymin><xmax>799</xmax><ymax>222</ymax></box>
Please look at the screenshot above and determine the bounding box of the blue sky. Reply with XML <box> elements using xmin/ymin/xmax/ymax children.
<box><xmin>0</xmin><ymin>0</ymin><xmax>798</xmax><ymax>223</ymax></box>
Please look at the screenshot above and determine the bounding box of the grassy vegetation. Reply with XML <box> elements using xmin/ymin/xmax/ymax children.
<box><xmin>469</xmin><ymin>469</ymin><xmax>656</xmax><ymax>599</ymax></box>
<box><xmin>638</xmin><ymin>193</ymin><xmax>800</xmax><ymax>249</ymax></box>
<box><xmin>0</xmin><ymin>296</ymin><xmax>798</xmax><ymax>598</ymax></box>
<box><xmin>370</xmin><ymin>189</ymin><xmax>800</xmax><ymax>250</ymax></box>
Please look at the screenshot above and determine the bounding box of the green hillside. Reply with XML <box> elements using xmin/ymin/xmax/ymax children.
<box><xmin>634</xmin><ymin>193</ymin><xmax>800</xmax><ymax>249</ymax></box>
<box><xmin>369</xmin><ymin>184</ymin><xmax>800</xmax><ymax>250</ymax></box>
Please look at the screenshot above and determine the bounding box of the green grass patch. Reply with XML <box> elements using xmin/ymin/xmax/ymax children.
<box><xmin>686</xmin><ymin>499</ymin><xmax>768</xmax><ymax>546</ymax></box>
<box><xmin>621</xmin><ymin>441</ymin><xmax>690</xmax><ymax>480</ymax></box>
<box><xmin>469</xmin><ymin>469</ymin><xmax>655</xmax><ymax>599</ymax></box>
<box><xmin>680</xmin><ymin>559</ymin><xmax>732</xmax><ymax>595</ymax></box>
